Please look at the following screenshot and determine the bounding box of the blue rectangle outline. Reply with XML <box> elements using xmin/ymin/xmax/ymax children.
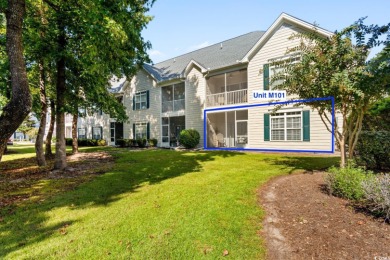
<box><xmin>203</xmin><ymin>97</ymin><xmax>335</xmax><ymax>153</ymax></box>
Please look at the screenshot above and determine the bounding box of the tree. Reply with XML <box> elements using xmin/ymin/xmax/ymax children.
<box><xmin>0</xmin><ymin>0</ymin><xmax>32</xmax><ymax>160</ymax></box>
<box><xmin>272</xmin><ymin>19</ymin><xmax>390</xmax><ymax>167</ymax></box>
<box><xmin>36</xmin><ymin>0</ymin><xmax>154</xmax><ymax>170</ymax></box>
<box><xmin>17</xmin><ymin>115</ymin><xmax>36</xmax><ymax>140</ymax></box>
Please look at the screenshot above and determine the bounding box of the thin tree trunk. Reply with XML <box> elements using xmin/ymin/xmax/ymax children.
<box><xmin>0</xmin><ymin>0</ymin><xmax>31</xmax><ymax>161</ymax></box>
<box><xmin>35</xmin><ymin>60</ymin><xmax>47</xmax><ymax>166</ymax></box>
<box><xmin>339</xmin><ymin>137</ymin><xmax>346</xmax><ymax>168</ymax></box>
<box><xmin>54</xmin><ymin>20</ymin><xmax>67</xmax><ymax>170</ymax></box>
<box><xmin>45</xmin><ymin>100</ymin><xmax>55</xmax><ymax>156</ymax></box>
<box><xmin>72</xmin><ymin>112</ymin><xmax>78</xmax><ymax>154</ymax></box>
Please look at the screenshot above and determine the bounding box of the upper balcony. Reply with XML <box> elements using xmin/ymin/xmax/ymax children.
<box><xmin>206</xmin><ymin>69</ymin><xmax>248</xmax><ymax>107</ymax></box>
<box><xmin>162</xmin><ymin>82</ymin><xmax>185</xmax><ymax>113</ymax></box>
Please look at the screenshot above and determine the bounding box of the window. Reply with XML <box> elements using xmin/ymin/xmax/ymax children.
<box><xmin>134</xmin><ymin>122</ymin><xmax>148</xmax><ymax>139</ymax></box>
<box><xmin>92</xmin><ymin>127</ymin><xmax>102</xmax><ymax>140</ymax></box>
<box><xmin>133</xmin><ymin>91</ymin><xmax>148</xmax><ymax>110</ymax></box>
<box><xmin>78</xmin><ymin>128</ymin><xmax>86</xmax><ymax>139</ymax></box>
<box><xmin>264</xmin><ymin>55</ymin><xmax>300</xmax><ymax>90</ymax></box>
<box><xmin>162</xmin><ymin>83</ymin><xmax>185</xmax><ymax>113</ymax></box>
<box><xmin>270</xmin><ymin>111</ymin><xmax>302</xmax><ymax>141</ymax></box>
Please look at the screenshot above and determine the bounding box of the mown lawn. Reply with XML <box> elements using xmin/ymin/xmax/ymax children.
<box><xmin>0</xmin><ymin>146</ymin><xmax>338</xmax><ymax>259</ymax></box>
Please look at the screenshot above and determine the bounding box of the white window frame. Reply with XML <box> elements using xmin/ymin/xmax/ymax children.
<box><xmin>78</xmin><ymin>128</ymin><xmax>86</xmax><ymax>139</ymax></box>
<box><xmin>269</xmin><ymin>55</ymin><xmax>300</xmax><ymax>90</ymax></box>
<box><xmin>135</xmin><ymin>122</ymin><xmax>147</xmax><ymax>140</ymax></box>
<box><xmin>270</xmin><ymin>110</ymin><xmax>303</xmax><ymax>141</ymax></box>
<box><xmin>92</xmin><ymin>127</ymin><xmax>102</xmax><ymax>140</ymax></box>
<box><xmin>135</xmin><ymin>91</ymin><xmax>147</xmax><ymax>110</ymax></box>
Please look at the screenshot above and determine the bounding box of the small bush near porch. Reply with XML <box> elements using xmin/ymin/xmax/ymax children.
<box><xmin>0</xmin><ymin>147</ymin><xmax>338</xmax><ymax>259</ymax></box>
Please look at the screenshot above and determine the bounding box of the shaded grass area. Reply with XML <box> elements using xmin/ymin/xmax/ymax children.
<box><xmin>0</xmin><ymin>147</ymin><xmax>339</xmax><ymax>259</ymax></box>
<box><xmin>0</xmin><ymin>145</ymin><xmax>110</xmax><ymax>219</ymax></box>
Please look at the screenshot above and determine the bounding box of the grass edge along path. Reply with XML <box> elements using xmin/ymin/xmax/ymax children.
<box><xmin>0</xmin><ymin>148</ymin><xmax>338</xmax><ymax>259</ymax></box>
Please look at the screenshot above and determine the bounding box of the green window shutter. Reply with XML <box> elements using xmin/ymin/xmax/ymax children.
<box><xmin>303</xmin><ymin>110</ymin><xmax>310</xmax><ymax>141</ymax></box>
<box><xmin>133</xmin><ymin>124</ymin><xmax>136</xmax><ymax>139</ymax></box>
<box><xmin>147</xmin><ymin>122</ymin><xmax>150</xmax><ymax>139</ymax></box>
<box><xmin>100</xmin><ymin>126</ymin><xmax>103</xmax><ymax>139</ymax></box>
<box><xmin>146</xmin><ymin>91</ymin><xmax>150</xmax><ymax>109</ymax></box>
<box><xmin>264</xmin><ymin>113</ymin><xmax>270</xmax><ymax>141</ymax></box>
<box><xmin>263</xmin><ymin>64</ymin><xmax>270</xmax><ymax>90</ymax></box>
<box><xmin>132</xmin><ymin>95</ymin><xmax>135</xmax><ymax>110</ymax></box>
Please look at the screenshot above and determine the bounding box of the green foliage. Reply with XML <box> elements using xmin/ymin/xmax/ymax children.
<box><xmin>17</xmin><ymin>116</ymin><xmax>36</xmax><ymax>136</ymax></box>
<box><xmin>363</xmin><ymin>174</ymin><xmax>390</xmax><ymax>221</ymax></box>
<box><xmin>362</xmin><ymin>97</ymin><xmax>390</xmax><ymax>131</ymax></box>
<box><xmin>117</xmin><ymin>138</ymin><xmax>156</xmax><ymax>148</ymax></box>
<box><xmin>179</xmin><ymin>129</ymin><xmax>200</xmax><ymax>149</ymax></box>
<box><xmin>356</xmin><ymin>131</ymin><xmax>390</xmax><ymax>170</ymax></box>
<box><xmin>136</xmin><ymin>138</ymin><xmax>147</xmax><ymax>148</ymax></box>
<box><xmin>65</xmin><ymin>138</ymin><xmax>106</xmax><ymax>147</ymax></box>
<box><xmin>325</xmin><ymin>163</ymin><xmax>374</xmax><ymax>201</ymax></box>
<box><xmin>148</xmin><ymin>138</ymin><xmax>158</xmax><ymax>147</ymax></box>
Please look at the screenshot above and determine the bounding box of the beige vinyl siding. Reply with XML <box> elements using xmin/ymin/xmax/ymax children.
<box><xmin>247</xmin><ymin>105</ymin><xmax>332</xmax><ymax>151</ymax></box>
<box><xmin>123</xmin><ymin>69</ymin><xmax>161</xmax><ymax>143</ymax></box>
<box><xmin>74</xmin><ymin>112</ymin><xmax>111</xmax><ymax>144</ymax></box>
<box><xmin>247</xmin><ymin>22</ymin><xmax>332</xmax><ymax>150</ymax></box>
<box><xmin>185</xmin><ymin>67</ymin><xmax>206</xmax><ymax>147</ymax></box>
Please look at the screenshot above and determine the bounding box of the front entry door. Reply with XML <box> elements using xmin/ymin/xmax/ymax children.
<box><xmin>110</xmin><ymin>122</ymin><xmax>123</xmax><ymax>146</ymax></box>
<box><xmin>110</xmin><ymin>122</ymin><xmax>116</xmax><ymax>146</ymax></box>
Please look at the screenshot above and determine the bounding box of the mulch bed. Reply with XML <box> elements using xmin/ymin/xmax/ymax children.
<box><xmin>259</xmin><ymin>172</ymin><xmax>390</xmax><ymax>260</ymax></box>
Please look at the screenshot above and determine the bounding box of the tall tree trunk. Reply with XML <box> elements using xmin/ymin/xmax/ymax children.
<box><xmin>54</xmin><ymin>21</ymin><xmax>67</xmax><ymax>170</ymax></box>
<box><xmin>45</xmin><ymin>100</ymin><xmax>55</xmax><ymax>156</ymax></box>
<box><xmin>72</xmin><ymin>112</ymin><xmax>78</xmax><ymax>154</ymax></box>
<box><xmin>35</xmin><ymin>61</ymin><xmax>47</xmax><ymax>166</ymax></box>
<box><xmin>0</xmin><ymin>0</ymin><xmax>31</xmax><ymax>161</ymax></box>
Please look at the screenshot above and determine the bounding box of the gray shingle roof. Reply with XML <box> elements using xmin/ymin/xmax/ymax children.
<box><xmin>143</xmin><ymin>31</ymin><xmax>265</xmax><ymax>82</ymax></box>
<box><xmin>109</xmin><ymin>82</ymin><xmax>125</xmax><ymax>94</ymax></box>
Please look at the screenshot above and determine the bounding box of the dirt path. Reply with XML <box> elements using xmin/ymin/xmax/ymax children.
<box><xmin>259</xmin><ymin>172</ymin><xmax>390</xmax><ymax>260</ymax></box>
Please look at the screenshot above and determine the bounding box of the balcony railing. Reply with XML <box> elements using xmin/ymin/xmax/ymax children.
<box><xmin>206</xmin><ymin>89</ymin><xmax>248</xmax><ymax>107</ymax></box>
<box><xmin>162</xmin><ymin>99</ymin><xmax>185</xmax><ymax>113</ymax></box>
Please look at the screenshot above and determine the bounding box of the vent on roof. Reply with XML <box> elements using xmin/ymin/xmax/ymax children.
<box><xmin>220</xmin><ymin>43</ymin><xmax>223</xmax><ymax>49</ymax></box>
<box><xmin>173</xmin><ymin>58</ymin><xmax>176</xmax><ymax>62</ymax></box>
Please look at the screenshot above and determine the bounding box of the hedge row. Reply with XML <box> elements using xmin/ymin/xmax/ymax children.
<box><xmin>356</xmin><ymin>131</ymin><xmax>390</xmax><ymax>170</ymax></box>
<box><xmin>116</xmin><ymin>138</ymin><xmax>158</xmax><ymax>148</ymax></box>
<box><xmin>65</xmin><ymin>138</ymin><xmax>107</xmax><ymax>146</ymax></box>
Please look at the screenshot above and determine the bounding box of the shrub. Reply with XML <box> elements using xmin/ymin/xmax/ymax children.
<box><xmin>65</xmin><ymin>138</ymin><xmax>72</xmax><ymax>146</ymax></box>
<box><xmin>362</xmin><ymin>174</ymin><xmax>390</xmax><ymax>221</ymax></box>
<box><xmin>97</xmin><ymin>139</ymin><xmax>106</xmax><ymax>146</ymax></box>
<box><xmin>136</xmin><ymin>138</ymin><xmax>147</xmax><ymax>148</ymax></box>
<box><xmin>178</xmin><ymin>129</ymin><xmax>200</xmax><ymax>149</ymax></box>
<box><xmin>356</xmin><ymin>131</ymin><xmax>390</xmax><ymax>170</ymax></box>
<box><xmin>65</xmin><ymin>138</ymin><xmax>106</xmax><ymax>147</ymax></box>
<box><xmin>148</xmin><ymin>138</ymin><xmax>158</xmax><ymax>147</ymax></box>
<box><xmin>324</xmin><ymin>163</ymin><xmax>374</xmax><ymax>201</ymax></box>
<box><xmin>116</xmin><ymin>139</ymin><xmax>126</xmax><ymax>147</ymax></box>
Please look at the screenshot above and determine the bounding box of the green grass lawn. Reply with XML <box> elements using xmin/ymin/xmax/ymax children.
<box><xmin>0</xmin><ymin>147</ymin><xmax>338</xmax><ymax>259</ymax></box>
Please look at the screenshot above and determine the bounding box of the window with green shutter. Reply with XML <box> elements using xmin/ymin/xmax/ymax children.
<box><xmin>265</xmin><ymin>111</ymin><xmax>310</xmax><ymax>141</ymax></box>
<box><xmin>302</xmin><ymin>110</ymin><xmax>310</xmax><ymax>141</ymax></box>
<box><xmin>263</xmin><ymin>64</ymin><xmax>269</xmax><ymax>90</ymax></box>
<box><xmin>264</xmin><ymin>113</ymin><xmax>270</xmax><ymax>141</ymax></box>
<box><xmin>133</xmin><ymin>91</ymin><xmax>148</xmax><ymax>110</ymax></box>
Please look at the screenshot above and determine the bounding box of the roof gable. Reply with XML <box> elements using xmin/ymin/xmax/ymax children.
<box><xmin>242</xmin><ymin>13</ymin><xmax>333</xmax><ymax>62</ymax></box>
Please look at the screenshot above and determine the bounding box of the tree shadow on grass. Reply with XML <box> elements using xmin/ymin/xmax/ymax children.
<box><xmin>261</xmin><ymin>154</ymin><xmax>340</xmax><ymax>174</ymax></box>
<box><xmin>0</xmin><ymin>149</ymin><xmax>242</xmax><ymax>258</ymax></box>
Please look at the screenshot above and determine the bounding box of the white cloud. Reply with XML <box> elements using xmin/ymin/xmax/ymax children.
<box><xmin>149</xmin><ymin>49</ymin><xmax>164</xmax><ymax>57</ymax></box>
<box><xmin>187</xmin><ymin>41</ymin><xmax>210</xmax><ymax>52</ymax></box>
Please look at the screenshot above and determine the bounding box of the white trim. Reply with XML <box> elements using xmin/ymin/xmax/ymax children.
<box><xmin>183</xmin><ymin>59</ymin><xmax>208</xmax><ymax>76</ymax></box>
<box><xmin>242</xmin><ymin>13</ymin><xmax>334</xmax><ymax>62</ymax></box>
